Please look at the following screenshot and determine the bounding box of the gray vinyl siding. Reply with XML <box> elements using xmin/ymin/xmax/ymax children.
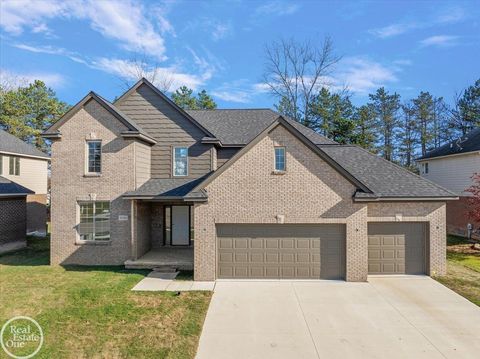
<box><xmin>135</xmin><ymin>141</ymin><xmax>151</xmax><ymax>188</ymax></box>
<box><xmin>217</xmin><ymin>148</ymin><xmax>240</xmax><ymax>168</ymax></box>
<box><xmin>116</xmin><ymin>84</ymin><xmax>212</xmax><ymax>179</ymax></box>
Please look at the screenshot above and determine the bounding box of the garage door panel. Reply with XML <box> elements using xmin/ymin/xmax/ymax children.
<box><xmin>368</xmin><ymin>223</ymin><xmax>426</xmax><ymax>275</ymax></box>
<box><xmin>217</xmin><ymin>224</ymin><xmax>345</xmax><ymax>279</ymax></box>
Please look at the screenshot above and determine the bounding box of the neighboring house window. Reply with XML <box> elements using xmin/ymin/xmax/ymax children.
<box><xmin>78</xmin><ymin>201</ymin><xmax>110</xmax><ymax>241</ymax></box>
<box><xmin>0</xmin><ymin>155</ymin><xmax>2</xmax><ymax>175</ymax></box>
<box><xmin>9</xmin><ymin>156</ymin><xmax>20</xmax><ymax>176</ymax></box>
<box><xmin>86</xmin><ymin>140</ymin><xmax>102</xmax><ymax>174</ymax></box>
<box><xmin>422</xmin><ymin>162</ymin><xmax>429</xmax><ymax>174</ymax></box>
<box><xmin>274</xmin><ymin>147</ymin><xmax>286</xmax><ymax>171</ymax></box>
<box><xmin>173</xmin><ymin>147</ymin><xmax>188</xmax><ymax>176</ymax></box>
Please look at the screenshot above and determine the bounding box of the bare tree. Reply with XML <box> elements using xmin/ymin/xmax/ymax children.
<box><xmin>118</xmin><ymin>52</ymin><xmax>174</xmax><ymax>92</ymax></box>
<box><xmin>262</xmin><ymin>36</ymin><xmax>341</xmax><ymax>125</ymax></box>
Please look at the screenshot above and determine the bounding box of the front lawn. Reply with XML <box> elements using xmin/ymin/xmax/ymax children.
<box><xmin>0</xmin><ymin>237</ymin><xmax>212</xmax><ymax>358</ymax></box>
<box><xmin>435</xmin><ymin>235</ymin><xmax>480</xmax><ymax>306</ymax></box>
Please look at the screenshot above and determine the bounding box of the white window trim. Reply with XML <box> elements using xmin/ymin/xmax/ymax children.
<box><xmin>172</xmin><ymin>146</ymin><xmax>189</xmax><ymax>177</ymax></box>
<box><xmin>85</xmin><ymin>140</ymin><xmax>102</xmax><ymax>176</ymax></box>
<box><xmin>274</xmin><ymin>146</ymin><xmax>286</xmax><ymax>172</ymax></box>
<box><xmin>76</xmin><ymin>201</ymin><xmax>111</xmax><ymax>245</ymax></box>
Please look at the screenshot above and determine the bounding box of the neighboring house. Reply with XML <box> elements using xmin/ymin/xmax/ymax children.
<box><xmin>0</xmin><ymin>130</ymin><xmax>50</xmax><ymax>235</ymax></box>
<box><xmin>417</xmin><ymin>127</ymin><xmax>480</xmax><ymax>239</ymax></box>
<box><xmin>0</xmin><ymin>176</ymin><xmax>33</xmax><ymax>253</ymax></box>
<box><xmin>42</xmin><ymin>78</ymin><xmax>457</xmax><ymax>281</ymax></box>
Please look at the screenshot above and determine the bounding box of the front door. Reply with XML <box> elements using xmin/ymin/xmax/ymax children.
<box><xmin>171</xmin><ymin>206</ymin><xmax>190</xmax><ymax>246</ymax></box>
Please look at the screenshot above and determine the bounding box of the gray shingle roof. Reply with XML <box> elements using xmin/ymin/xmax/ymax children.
<box><xmin>186</xmin><ymin>109</ymin><xmax>336</xmax><ymax>145</ymax></box>
<box><xmin>123</xmin><ymin>176</ymin><xmax>209</xmax><ymax>199</ymax></box>
<box><xmin>320</xmin><ymin>145</ymin><xmax>457</xmax><ymax>198</ymax></box>
<box><xmin>417</xmin><ymin>127</ymin><xmax>480</xmax><ymax>160</ymax></box>
<box><xmin>0</xmin><ymin>176</ymin><xmax>34</xmax><ymax>196</ymax></box>
<box><xmin>0</xmin><ymin>130</ymin><xmax>49</xmax><ymax>159</ymax></box>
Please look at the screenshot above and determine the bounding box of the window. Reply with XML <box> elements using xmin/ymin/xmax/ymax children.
<box><xmin>87</xmin><ymin>141</ymin><xmax>102</xmax><ymax>174</ymax></box>
<box><xmin>422</xmin><ymin>162</ymin><xmax>429</xmax><ymax>174</ymax></box>
<box><xmin>9</xmin><ymin>156</ymin><xmax>20</xmax><ymax>176</ymax></box>
<box><xmin>0</xmin><ymin>155</ymin><xmax>2</xmax><ymax>175</ymax></box>
<box><xmin>78</xmin><ymin>201</ymin><xmax>110</xmax><ymax>241</ymax></box>
<box><xmin>274</xmin><ymin>147</ymin><xmax>286</xmax><ymax>171</ymax></box>
<box><xmin>173</xmin><ymin>147</ymin><xmax>188</xmax><ymax>176</ymax></box>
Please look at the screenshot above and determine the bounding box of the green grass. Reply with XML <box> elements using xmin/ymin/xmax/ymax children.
<box><xmin>435</xmin><ymin>235</ymin><xmax>480</xmax><ymax>306</ymax></box>
<box><xmin>0</xmin><ymin>237</ymin><xmax>211</xmax><ymax>359</ymax></box>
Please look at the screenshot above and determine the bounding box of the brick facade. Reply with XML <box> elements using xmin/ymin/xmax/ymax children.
<box><xmin>446</xmin><ymin>197</ymin><xmax>480</xmax><ymax>239</ymax></box>
<box><xmin>50</xmin><ymin>100</ymin><xmax>138</xmax><ymax>265</ymax></box>
<box><xmin>0</xmin><ymin>197</ymin><xmax>27</xmax><ymax>246</ymax></box>
<box><xmin>194</xmin><ymin>125</ymin><xmax>447</xmax><ymax>281</ymax></box>
<box><xmin>26</xmin><ymin>193</ymin><xmax>47</xmax><ymax>233</ymax></box>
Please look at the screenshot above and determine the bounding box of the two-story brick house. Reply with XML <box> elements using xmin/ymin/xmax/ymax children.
<box><xmin>43</xmin><ymin>78</ymin><xmax>457</xmax><ymax>281</ymax></box>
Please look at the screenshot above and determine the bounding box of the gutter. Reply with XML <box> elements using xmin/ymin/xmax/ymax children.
<box><xmin>0</xmin><ymin>150</ymin><xmax>50</xmax><ymax>161</ymax></box>
<box><xmin>120</xmin><ymin>131</ymin><xmax>157</xmax><ymax>145</ymax></box>
<box><xmin>122</xmin><ymin>195</ymin><xmax>208</xmax><ymax>202</ymax></box>
<box><xmin>353</xmin><ymin>196</ymin><xmax>459</xmax><ymax>202</ymax></box>
<box><xmin>416</xmin><ymin>150</ymin><xmax>480</xmax><ymax>162</ymax></box>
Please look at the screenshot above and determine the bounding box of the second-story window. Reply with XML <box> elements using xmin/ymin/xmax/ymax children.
<box><xmin>9</xmin><ymin>156</ymin><xmax>20</xmax><ymax>176</ymax></box>
<box><xmin>173</xmin><ymin>147</ymin><xmax>188</xmax><ymax>177</ymax></box>
<box><xmin>87</xmin><ymin>140</ymin><xmax>102</xmax><ymax>174</ymax></box>
<box><xmin>274</xmin><ymin>147</ymin><xmax>286</xmax><ymax>172</ymax></box>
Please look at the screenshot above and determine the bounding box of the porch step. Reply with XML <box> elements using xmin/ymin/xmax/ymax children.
<box><xmin>152</xmin><ymin>266</ymin><xmax>178</xmax><ymax>273</ymax></box>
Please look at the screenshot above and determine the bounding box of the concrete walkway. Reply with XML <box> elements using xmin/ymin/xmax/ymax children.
<box><xmin>132</xmin><ymin>271</ymin><xmax>215</xmax><ymax>291</ymax></box>
<box><xmin>196</xmin><ymin>276</ymin><xmax>480</xmax><ymax>359</ymax></box>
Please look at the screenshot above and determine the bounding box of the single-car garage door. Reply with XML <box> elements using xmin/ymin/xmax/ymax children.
<box><xmin>217</xmin><ymin>224</ymin><xmax>345</xmax><ymax>279</ymax></box>
<box><xmin>368</xmin><ymin>222</ymin><xmax>427</xmax><ymax>275</ymax></box>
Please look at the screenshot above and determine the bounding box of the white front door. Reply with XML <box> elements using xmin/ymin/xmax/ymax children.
<box><xmin>171</xmin><ymin>206</ymin><xmax>190</xmax><ymax>245</ymax></box>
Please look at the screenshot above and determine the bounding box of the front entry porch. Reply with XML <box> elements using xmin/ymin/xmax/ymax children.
<box><xmin>125</xmin><ymin>247</ymin><xmax>194</xmax><ymax>270</ymax></box>
<box><xmin>126</xmin><ymin>200</ymin><xmax>196</xmax><ymax>270</ymax></box>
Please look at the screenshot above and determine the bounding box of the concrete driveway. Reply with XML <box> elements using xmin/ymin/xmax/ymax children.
<box><xmin>196</xmin><ymin>276</ymin><xmax>480</xmax><ymax>359</ymax></box>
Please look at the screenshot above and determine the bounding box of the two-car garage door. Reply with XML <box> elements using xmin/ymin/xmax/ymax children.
<box><xmin>217</xmin><ymin>224</ymin><xmax>345</xmax><ymax>279</ymax></box>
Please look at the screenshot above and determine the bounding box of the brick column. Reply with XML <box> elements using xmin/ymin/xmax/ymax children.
<box><xmin>346</xmin><ymin>206</ymin><xmax>368</xmax><ymax>281</ymax></box>
<box><xmin>194</xmin><ymin>202</ymin><xmax>216</xmax><ymax>281</ymax></box>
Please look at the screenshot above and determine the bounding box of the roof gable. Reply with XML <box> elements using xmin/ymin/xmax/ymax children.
<box><xmin>114</xmin><ymin>78</ymin><xmax>216</xmax><ymax>139</ymax></box>
<box><xmin>0</xmin><ymin>130</ymin><xmax>49</xmax><ymax>159</ymax></box>
<box><xmin>193</xmin><ymin>116</ymin><xmax>371</xmax><ymax>193</ymax></box>
<box><xmin>42</xmin><ymin>91</ymin><xmax>156</xmax><ymax>144</ymax></box>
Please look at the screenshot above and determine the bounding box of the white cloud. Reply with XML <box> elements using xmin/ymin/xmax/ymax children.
<box><xmin>1</xmin><ymin>0</ymin><xmax>169</xmax><ymax>60</ymax></box>
<box><xmin>211</xmin><ymin>90</ymin><xmax>252</xmax><ymax>103</ymax></box>
<box><xmin>329</xmin><ymin>57</ymin><xmax>398</xmax><ymax>94</ymax></box>
<box><xmin>13</xmin><ymin>43</ymin><xmax>89</xmax><ymax>65</ymax></box>
<box><xmin>420</xmin><ymin>35</ymin><xmax>459</xmax><ymax>47</ymax></box>
<box><xmin>211</xmin><ymin>80</ymin><xmax>271</xmax><ymax>104</ymax></box>
<box><xmin>0</xmin><ymin>68</ymin><xmax>66</xmax><ymax>88</ymax></box>
<box><xmin>92</xmin><ymin>58</ymin><xmax>209</xmax><ymax>91</ymax></box>
<box><xmin>369</xmin><ymin>23</ymin><xmax>417</xmax><ymax>38</ymax></box>
<box><xmin>255</xmin><ymin>1</ymin><xmax>299</xmax><ymax>16</ymax></box>
<box><xmin>369</xmin><ymin>6</ymin><xmax>467</xmax><ymax>39</ymax></box>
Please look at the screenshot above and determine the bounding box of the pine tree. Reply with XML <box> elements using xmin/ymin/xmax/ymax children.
<box><xmin>368</xmin><ymin>87</ymin><xmax>401</xmax><ymax>161</ymax></box>
<box><xmin>412</xmin><ymin>91</ymin><xmax>435</xmax><ymax>156</ymax></box>
<box><xmin>196</xmin><ymin>90</ymin><xmax>217</xmax><ymax>109</ymax></box>
<box><xmin>352</xmin><ymin>105</ymin><xmax>377</xmax><ymax>152</ymax></box>
<box><xmin>171</xmin><ymin>86</ymin><xmax>198</xmax><ymax>109</ymax></box>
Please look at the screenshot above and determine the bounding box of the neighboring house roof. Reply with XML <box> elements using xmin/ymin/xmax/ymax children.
<box><xmin>320</xmin><ymin>145</ymin><xmax>457</xmax><ymax>200</ymax></box>
<box><xmin>187</xmin><ymin>109</ymin><xmax>336</xmax><ymax>146</ymax></box>
<box><xmin>0</xmin><ymin>176</ymin><xmax>34</xmax><ymax>197</ymax></box>
<box><xmin>417</xmin><ymin>127</ymin><xmax>480</xmax><ymax>161</ymax></box>
<box><xmin>42</xmin><ymin>92</ymin><xmax>157</xmax><ymax>145</ymax></box>
<box><xmin>0</xmin><ymin>130</ymin><xmax>49</xmax><ymax>159</ymax></box>
<box><xmin>123</xmin><ymin>176</ymin><xmax>209</xmax><ymax>200</ymax></box>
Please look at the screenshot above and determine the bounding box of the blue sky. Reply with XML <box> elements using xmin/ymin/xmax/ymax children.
<box><xmin>1</xmin><ymin>0</ymin><xmax>479</xmax><ymax>108</ymax></box>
